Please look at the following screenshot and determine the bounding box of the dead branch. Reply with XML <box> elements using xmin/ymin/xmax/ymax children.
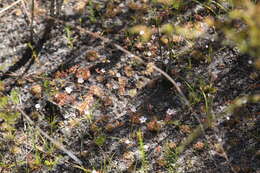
<box><xmin>17</xmin><ymin>107</ymin><xmax>83</xmax><ymax>166</ymax></box>
<box><xmin>0</xmin><ymin>0</ymin><xmax>23</xmax><ymax>17</ymax></box>
<box><xmin>48</xmin><ymin>16</ymin><xmax>190</xmax><ymax>107</ymax></box>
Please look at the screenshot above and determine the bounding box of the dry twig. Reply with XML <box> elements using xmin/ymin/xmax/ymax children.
<box><xmin>0</xmin><ymin>0</ymin><xmax>23</xmax><ymax>17</ymax></box>
<box><xmin>48</xmin><ymin>16</ymin><xmax>190</xmax><ymax>106</ymax></box>
<box><xmin>17</xmin><ymin>107</ymin><xmax>83</xmax><ymax>166</ymax></box>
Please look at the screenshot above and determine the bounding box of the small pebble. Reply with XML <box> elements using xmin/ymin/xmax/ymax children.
<box><xmin>65</xmin><ymin>86</ymin><xmax>73</xmax><ymax>94</ymax></box>
<box><xmin>116</xmin><ymin>73</ymin><xmax>121</xmax><ymax>78</ymax></box>
<box><xmin>35</xmin><ymin>103</ymin><xmax>41</xmax><ymax>109</ymax></box>
<box><xmin>130</xmin><ymin>107</ymin><xmax>136</xmax><ymax>112</ymax></box>
<box><xmin>226</xmin><ymin>116</ymin><xmax>230</xmax><ymax>120</ymax></box>
<box><xmin>128</xmin><ymin>54</ymin><xmax>134</xmax><ymax>58</ymax></box>
<box><xmin>139</xmin><ymin>116</ymin><xmax>147</xmax><ymax>123</ymax></box>
<box><xmin>101</xmin><ymin>68</ymin><xmax>106</xmax><ymax>73</ymax></box>
<box><xmin>77</xmin><ymin>77</ymin><xmax>84</xmax><ymax>84</ymax></box>
<box><xmin>166</xmin><ymin>108</ymin><xmax>177</xmax><ymax>115</ymax></box>
<box><xmin>164</xmin><ymin>59</ymin><xmax>169</xmax><ymax>64</ymax></box>
<box><xmin>119</xmin><ymin>3</ymin><xmax>125</xmax><ymax>8</ymax></box>
<box><xmin>124</xmin><ymin>139</ymin><xmax>131</xmax><ymax>144</ymax></box>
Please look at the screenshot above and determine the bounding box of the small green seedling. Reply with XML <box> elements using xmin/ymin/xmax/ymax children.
<box><xmin>137</xmin><ymin>129</ymin><xmax>148</xmax><ymax>173</ymax></box>
<box><xmin>94</xmin><ymin>134</ymin><xmax>106</xmax><ymax>147</ymax></box>
<box><xmin>65</xmin><ymin>25</ymin><xmax>74</xmax><ymax>48</ymax></box>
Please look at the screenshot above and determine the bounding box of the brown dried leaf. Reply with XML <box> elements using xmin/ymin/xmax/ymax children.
<box><xmin>204</xmin><ymin>16</ymin><xmax>215</xmax><ymax>26</ymax></box>
<box><xmin>108</xmin><ymin>69</ymin><xmax>117</xmax><ymax>76</ymax></box>
<box><xmin>90</xmin><ymin>123</ymin><xmax>100</xmax><ymax>133</ymax></box>
<box><xmin>105</xmin><ymin>123</ymin><xmax>114</xmax><ymax>132</ymax></box>
<box><xmin>103</xmin><ymin>96</ymin><xmax>113</xmax><ymax>106</ymax></box>
<box><xmin>123</xmin><ymin>151</ymin><xmax>135</xmax><ymax>161</ymax></box>
<box><xmin>232</xmin><ymin>165</ymin><xmax>241</xmax><ymax>173</ymax></box>
<box><xmin>118</xmin><ymin>87</ymin><xmax>125</xmax><ymax>95</ymax></box>
<box><xmin>86</xmin><ymin>50</ymin><xmax>99</xmax><ymax>61</ymax></box>
<box><xmin>168</xmin><ymin>141</ymin><xmax>177</xmax><ymax>149</ymax></box>
<box><xmin>10</xmin><ymin>146</ymin><xmax>22</xmax><ymax>154</ymax></box>
<box><xmin>135</xmin><ymin>42</ymin><xmax>144</xmax><ymax>50</ymax></box>
<box><xmin>160</xmin><ymin>35</ymin><xmax>169</xmax><ymax>45</ymax></box>
<box><xmin>171</xmin><ymin>34</ymin><xmax>184</xmax><ymax>43</ymax></box>
<box><xmin>54</xmin><ymin>92</ymin><xmax>75</xmax><ymax>106</ymax></box>
<box><xmin>33</xmin><ymin>1</ymin><xmax>47</xmax><ymax>17</ymax></box>
<box><xmin>74</xmin><ymin>0</ymin><xmax>88</xmax><ymax>12</ymax></box>
<box><xmin>31</xmin><ymin>84</ymin><xmax>42</xmax><ymax>96</ymax></box>
<box><xmin>164</xmin><ymin>114</ymin><xmax>172</xmax><ymax>122</ymax></box>
<box><xmin>105</xmin><ymin>2</ymin><xmax>121</xmax><ymax>17</ymax></box>
<box><xmin>180</xmin><ymin>125</ymin><xmax>191</xmax><ymax>134</ymax></box>
<box><xmin>128</xmin><ymin>1</ymin><xmax>148</xmax><ymax>11</ymax></box>
<box><xmin>106</xmin><ymin>82</ymin><xmax>113</xmax><ymax>90</ymax></box>
<box><xmin>144</xmin><ymin>62</ymin><xmax>155</xmax><ymax>75</ymax></box>
<box><xmin>76</xmin><ymin>68</ymin><xmax>91</xmax><ymax>80</ymax></box>
<box><xmin>161</xmin><ymin>35</ymin><xmax>183</xmax><ymax>45</ymax></box>
<box><xmin>105</xmin><ymin>120</ymin><xmax>124</xmax><ymax>132</ymax></box>
<box><xmin>76</xmin><ymin>94</ymin><xmax>94</xmax><ymax>114</ymax></box>
<box><xmin>156</xmin><ymin>158</ymin><xmax>167</xmax><ymax>166</ymax></box>
<box><xmin>118</xmin><ymin>77</ymin><xmax>127</xmax><ymax>87</ymax></box>
<box><xmin>68</xmin><ymin>118</ymin><xmax>80</xmax><ymax>128</ymax></box>
<box><xmin>131</xmin><ymin>113</ymin><xmax>141</xmax><ymax>124</ymax></box>
<box><xmin>193</xmin><ymin>141</ymin><xmax>204</xmax><ymax>150</ymax></box>
<box><xmin>12</xmin><ymin>9</ymin><xmax>22</xmax><ymax>16</ymax></box>
<box><xmin>89</xmin><ymin>85</ymin><xmax>104</xmax><ymax>97</ymax></box>
<box><xmin>128</xmin><ymin>89</ymin><xmax>137</xmax><ymax>97</ymax></box>
<box><xmin>147</xmin><ymin>119</ymin><xmax>161</xmax><ymax>132</ymax></box>
<box><xmin>214</xmin><ymin>143</ymin><xmax>224</xmax><ymax>154</ymax></box>
<box><xmin>136</xmin><ymin>80</ymin><xmax>146</xmax><ymax>89</ymax></box>
<box><xmin>118</xmin><ymin>77</ymin><xmax>127</xmax><ymax>95</ymax></box>
<box><xmin>67</xmin><ymin>65</ymin><xmax>79</xmax><ymax>74</ymax></box>
<box><xmin>55</xmin><ymin>71</ymin><xmax>68</xmax><ymax>78</ymax></box>
<box><xmin>155</xmin><ymin>145</ymin><xmax>162</xmax><ymax>153</ymax></box>
<box><xmin>96</xmin><ymin>75</ymin><xmax>105</xmax><ymax>82</ymax></box>
<box><xmin>124</xmin><ymin>66</ymin><xmax>134</xmax><ymax>77</ymax></box>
